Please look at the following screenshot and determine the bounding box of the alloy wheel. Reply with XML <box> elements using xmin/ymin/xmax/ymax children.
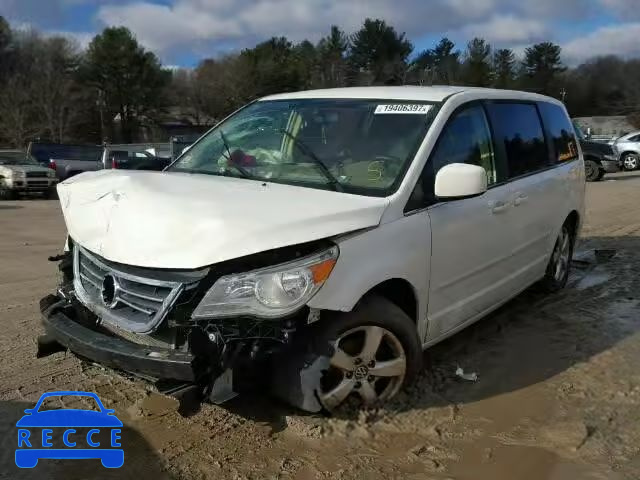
<box><xmin>318</xmin><ymin>325</ymin><xmax>407</xmax><ymax>411</ymax></box>
<box><xmin>623</xmin><ymin>154</ymin><xmax>639</xmax><ymax>171</ymax></box>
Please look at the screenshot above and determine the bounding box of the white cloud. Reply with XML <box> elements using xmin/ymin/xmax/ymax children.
<box><xmin>459</xmin><ymin>14</ymin><xmax>548</xmax><ymax>45</ymax></box>
<box><xmin>97</xmin><ymin>0</ymin><xmax>578</xmax><ymax>57</ymax></box>
<box><xmin>562</xmin><ymin>22</ymin><xmax>640</xmax><ymax>65</ymax></box>
<box><xmin>598</xmin><ymin>0</ymin><xmax>640</xmax><ymax>20</ymax></box>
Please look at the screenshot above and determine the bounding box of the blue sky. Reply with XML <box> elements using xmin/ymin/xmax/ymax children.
<box><xmin>2</xmin><ymin>0</ymin><xmax>640</xmax><ymax>67</ymax></box>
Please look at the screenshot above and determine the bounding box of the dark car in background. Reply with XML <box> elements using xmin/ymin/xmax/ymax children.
<box><xmin>101</xmin><ymin>144</ymin><xmax>172</xmax><ymax>171</ymax></box>
<box><xmin>27</xmin><ymin>142</ymin><xmax>103</xmax><ymax>181</ymax></box>
<box><xmin>572</xmin><ymin>123</ymin><xmax>620</xmax><ymax>181</ymax></box>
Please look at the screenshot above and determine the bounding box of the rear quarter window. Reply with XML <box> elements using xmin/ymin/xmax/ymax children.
<box><xmin>538</xmin><ymin>102</ymin><xmax>579</xmax><ymax>164</ymax></box>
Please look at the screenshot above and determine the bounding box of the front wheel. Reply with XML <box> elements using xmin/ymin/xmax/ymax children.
<box><xmin>584</xmin><ymin>159</ymin><xmax>603</xmax><ymax>182</ymax></box>
<box><xmin>622</xmin><ymin>153</ymin><xmax>639</xmax><ymax>171</ymax></box>
<box><xmin>313</xmin><ymin>296</ymin><xmax>422</xmax><ymax>412</ymax></box>
<box><xmin>540</xmin><ymin>223</ymin><xmax>574</xmax><ymax>292</ymax></box>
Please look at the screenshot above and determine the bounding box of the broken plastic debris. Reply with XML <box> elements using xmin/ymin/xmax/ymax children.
<box><xmin>455</xmin><ymin>366</ymin><xmax>478</xmax><ymax>382</ymax></box>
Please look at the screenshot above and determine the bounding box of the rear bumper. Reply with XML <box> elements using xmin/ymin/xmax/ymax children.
<box><xmin>39</xmin><ymin>295</ymin><xmax>196</xmax><ymax>381</ymax></box>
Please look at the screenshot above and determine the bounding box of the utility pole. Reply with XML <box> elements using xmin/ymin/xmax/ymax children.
<box><xmin>97</xmin><ymin>89</ymin><xmax>106</xmax><ymax>143</ymax></box>
<box><xmin>560</xmin><ymin>87</ymin><xmax>567</xmax><ymax>103</ymax></box>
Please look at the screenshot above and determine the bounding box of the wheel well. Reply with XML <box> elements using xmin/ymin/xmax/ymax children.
<box><xmin>620</xmin><ymin>151</ymin><xmax>638</xmax><ymax>158</ymax></box>
<box><xmin>368</xmin><ymin>279</ymin><xmax>418</xmax><ymax>323</ymax></box>
<box><xmin>565</xmin><ymin>210</ymin><xmax>580</xmax><ymax>239</ymax></box>
<box><xmin>584</xmin><ymin>155</ymin><xmax>601</xmax><ymax>165</ymax></box>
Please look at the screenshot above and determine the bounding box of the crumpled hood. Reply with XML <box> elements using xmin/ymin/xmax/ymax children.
<box><xmin>57</xmin><ymin>170</ymin><xmax>388</xmax><ymax>269</ymax></box>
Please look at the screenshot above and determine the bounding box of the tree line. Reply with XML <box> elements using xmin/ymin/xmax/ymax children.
<box><xmin>0</xmin><ymin>15</ymin><xmax>639</xmax><ymax>147</ymax></box>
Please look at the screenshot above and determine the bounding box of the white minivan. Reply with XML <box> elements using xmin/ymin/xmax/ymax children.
<box><xmin>40</xmin><ymin>86</ymin><xmax>585</xmax><ymax>412</ymax></box>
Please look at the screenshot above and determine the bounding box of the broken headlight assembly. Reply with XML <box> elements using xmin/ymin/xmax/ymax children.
<box><xmin>192</xmin><ymin>246</ymin><xmax>338</xmax><ymax>320</ymax></box>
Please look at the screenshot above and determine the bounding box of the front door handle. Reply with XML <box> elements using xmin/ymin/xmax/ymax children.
<box><xmin>514</xmin><ymin>193</ymin><xmax>528</xmax><ymax>206</ymax></box>
<box><xmin>490</xmin><ymin>200</ymin><xmax>510</xmax><ymax>214</ymax></box>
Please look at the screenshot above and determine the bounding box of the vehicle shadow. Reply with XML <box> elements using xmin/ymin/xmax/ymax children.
<box><xmin>0</xmin><ymin>205</ymin><xmax>23</xmax><ymax>210</ymax></box>
<box><xmin>604</xmin><ymin>171</ymin><xmax>640</xmax><ymax>182</ymax></box>
<box><xmin>222</xmin><ymin>235</ymin><xmax>639</xmax><ymax>425</ymax></box>
<box><xmin>386</xmin><ymin>235</ymin><xmax>638</xmax><ymax>414</ymax></box>
<box><xmin>0</xmin><ymin>399</ymin><xmax>171</xmax><ymax>479</ymax></box>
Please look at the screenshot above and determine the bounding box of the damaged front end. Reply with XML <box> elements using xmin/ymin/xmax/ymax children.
<box><xmin>39</xmin><ymin>238</ymin><xmax>336</xmax><ymax>412</ymax></box>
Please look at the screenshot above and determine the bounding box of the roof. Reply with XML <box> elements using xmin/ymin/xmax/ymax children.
<box><xmin>261</xmin><ymin>86</ymin><xmax>559</xmax><ymax>104</ymax></box>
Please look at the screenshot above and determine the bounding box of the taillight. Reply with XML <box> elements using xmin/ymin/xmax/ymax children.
<box><xmin>48</xmin><ymin>159</ymin><xmax>56</xmax><ymax>171</ymax></box>
<box><xmin>111</xmin><ymin>158</ymin><xmax>118</xmax><ymax>169</ymax></box>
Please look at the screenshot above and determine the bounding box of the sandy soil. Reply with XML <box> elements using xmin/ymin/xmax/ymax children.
<box><xmin>1</xmin><ymin>171</ymin><xmax>639</xmax><ymax>480</ymax></box>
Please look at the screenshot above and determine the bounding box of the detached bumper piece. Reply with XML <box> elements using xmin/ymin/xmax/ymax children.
<box><xmin>39</xmin><ymin>294</ymin><xmax>196</xmax><ymax>382</ymax></box>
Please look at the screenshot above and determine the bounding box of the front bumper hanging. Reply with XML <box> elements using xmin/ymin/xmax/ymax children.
<box><xmin>38</xmin><ymin>294</ymin><xmax>197</xmax><ymax>382</ymax></box>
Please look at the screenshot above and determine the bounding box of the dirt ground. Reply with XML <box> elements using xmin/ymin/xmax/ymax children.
<box><xmin>1</xmin><ymin>171</ymin><xmax>640</xmax><ymax>480</ymax></box>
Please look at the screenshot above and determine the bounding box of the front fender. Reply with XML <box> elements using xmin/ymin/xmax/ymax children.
<box><xmin>308</xmin><ymin>214</ymin><xmax>431</xmax><ymax>342</ymax></box>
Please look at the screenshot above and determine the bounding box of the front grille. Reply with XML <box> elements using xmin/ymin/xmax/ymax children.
<box><xmin>26</xmin><ymin>180</ymin><xmax>49</xmax><ymax>188</ymax></box>
<box><xmin>26</xmin><ymin>171</ymin><xmax>48</xmax><ymax>178</ymax></box>
<box><xmin>73</xmin><ymin>246</ymin><xmax>207</xmax><ymax>334</ymax></box>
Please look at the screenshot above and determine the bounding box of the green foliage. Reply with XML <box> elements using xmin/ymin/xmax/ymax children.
<box><xmin>80</xmin><ymin>27</ymin><xmax>170</xmax><ymax>142</ymax></box>
<box><xmin>239</xmin><ymin>37</ymin><xmax>302</xmax><ymax>98</ymax></box>
<box><xmin>523</xmin><ymin>42</ymin><xmax>566</xmax><ymax>95</ymax></box>
<box><xmin>1</xmin><ymin>16</ymin><xmax>639</xmax><ymax>145</ymax></box>
<box><xmin>413</xmin><ymin>38</ymin><xmax>460</xmax><ymax>85</ymax></box>
<box><xmin>462</xmin><ymin>38</ymin><xmax>492</xmax><ymax>87</ymax></box>
<box><xmin>316</xmin><ymin>26</ymin><xmax>349</xmax><ymax>88</ymax></box>
<box><xmin>493</xmin><ymin>49</ymin><xmax>516</xmax><ymax>89</ymax></box>
<box><xmin>348</xmin><ymin>18</ymin><xmax>413</xmax><ymax>85</ymax></box>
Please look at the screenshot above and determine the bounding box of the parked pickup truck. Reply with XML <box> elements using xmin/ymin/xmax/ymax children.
<box><xmin>27</xmin><ymin>142</ymin><xmax>103</xmax><ymax>181</ymax></box>
<box><xmin>0</xmin><ymin>150</ymin><xmax>58</xmax><ymax>199</ymax></box>
<box><xmin>102</xmin><ymin>147</ymin><xmax>172</xmax><ymax>171</ymax></box>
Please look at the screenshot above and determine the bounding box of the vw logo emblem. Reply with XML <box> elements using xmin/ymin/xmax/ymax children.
<box><xmin>101</xmin><ymin>274</ymin><xmax>119</xmax><ymax>309</ymax></box>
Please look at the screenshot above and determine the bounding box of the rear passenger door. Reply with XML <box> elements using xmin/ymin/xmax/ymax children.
<box><xmin>484</xmin><ymin>101</ymin><xmax>568</xmax><ymax>289</ymax></box>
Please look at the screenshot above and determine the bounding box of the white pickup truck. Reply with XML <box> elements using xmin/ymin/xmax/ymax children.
<box><xmin>0</xmin><ymin>150</ymin><xmax>58</xmax><ymax>199</ymax></box>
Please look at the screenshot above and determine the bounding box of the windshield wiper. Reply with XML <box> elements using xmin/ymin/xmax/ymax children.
<box><xmin>219</xmin><ymin>129</ymin><xmax>251</xmax><ymax>179</ymax></box>
<box><xmin>278</xmin><ymin>129</ymin><xmax>343</xmax><ymax>192</ymax></box>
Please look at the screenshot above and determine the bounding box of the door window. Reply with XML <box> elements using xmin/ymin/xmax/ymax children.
<box><xmin>486</xmin><ymin>103</ymin><xmax>548</xmax><ymax>178</ymax></box>
<box><xmin>538</xmin><ymin>102</ymin><xmax>579</xmax><ymax>164</ymax></box>
<box><xmin>406</xmin><ymin>104</ymin><xmax>496</xmax><ymax>210</ymax></box>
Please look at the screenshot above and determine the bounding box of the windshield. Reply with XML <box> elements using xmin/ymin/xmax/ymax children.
<box><xmin>169</xmin><ymin>99</ymin><xmax>438</xmax><ymax>196</ymax></box>
<box><xmin>0</xmin><ymin>151</ymin><xmax>40</xmax><ymax>166</ymax></box>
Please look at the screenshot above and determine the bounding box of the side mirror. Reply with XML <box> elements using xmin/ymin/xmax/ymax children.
<box><xmin>435</xmin><ymin>163</ymin><xmax>487</xmax><ymax>200</ymax></box>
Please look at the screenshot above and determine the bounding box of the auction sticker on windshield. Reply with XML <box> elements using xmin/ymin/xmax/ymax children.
<box><xmin>374</xmin><ymin>104</ymin><xmax>432</xmax><ymax>114</ymax></box>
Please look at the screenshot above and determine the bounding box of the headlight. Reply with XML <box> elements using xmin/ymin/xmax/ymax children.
<box><xmin>11</xmin><ymin>171</ymin><xmax>25</xmax><ymax>179</ymax></box>
<box><xmin>192</xmin><ymin>246</ymin><xmax>339</xmax><ymax>320</ymax></box>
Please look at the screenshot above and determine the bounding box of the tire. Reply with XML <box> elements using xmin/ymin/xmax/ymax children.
<box><xmin>0</xmin><ymin>188</ymin><xmax>16</xmax><ymax>200</ymax></box>
<box><xmin>622</xmin><ymin>153</ymin><xmax>639</xmax><ymax>171</ymax></box>
<box><xmin>539</xmin><ymin>222</ymin><xmax>574</xmax><ymax>292</ymax></box>
<box><xmin>584</xmin><ymin>159</ymin><xmax>603</xmax><ymax>182</ymax></box>
<box><xmin>287</xmin><ymin>295</ymin><xmax>422</xmax><ymax>413</ymax></box>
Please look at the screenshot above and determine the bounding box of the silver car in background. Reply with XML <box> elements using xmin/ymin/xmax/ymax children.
<box><xmin>613</xmin><ymin>131</ymin><xmax>640</xmax><ymax>171</ymax></box>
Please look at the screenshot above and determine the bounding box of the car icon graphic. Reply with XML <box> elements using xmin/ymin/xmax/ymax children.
<box><xmin>15</xmin><ymin>391</ymin><xmax>124</xmax><ymax>468</ymax></box>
